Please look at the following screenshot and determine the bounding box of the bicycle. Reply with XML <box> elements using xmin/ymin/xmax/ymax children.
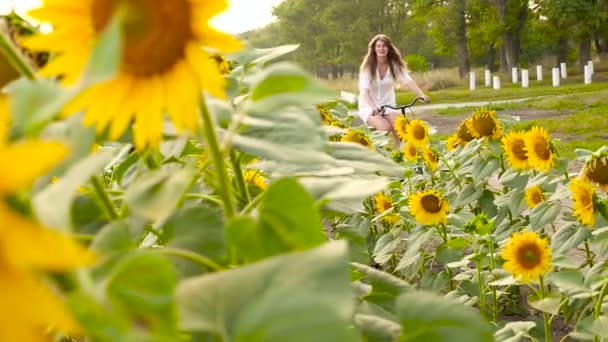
<box><xmin>374</xmin><ymin>96</ymin><xmax>426</xmax><ymax>119</ymax></box>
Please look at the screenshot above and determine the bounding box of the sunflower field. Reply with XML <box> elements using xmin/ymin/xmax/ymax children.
<box><xmin>2</xmin><ymin>2</ymin><xmax>608</xmax><ymax>342</ymax></box>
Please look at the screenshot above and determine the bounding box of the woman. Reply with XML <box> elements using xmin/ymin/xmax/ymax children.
<box><xmin>358</xmin><ymin>34</ymin><xmax>429</xmax><ymax>145</ymax></box>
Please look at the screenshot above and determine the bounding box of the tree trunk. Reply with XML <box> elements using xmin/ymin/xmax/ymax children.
<box><xmin>487</xmin><ymin>44</ymin><xmax>498</xmax><ymax>72</ymax></box>
<box><xmin>579</xmin><ymin>36</ymin><xmax>592</xmax><ymax>72</ymax></box>
<box><xmin>454</xmin><ymin>0</ymin><xmax>470</xmax><ymax>78</ymax></box>
<box><xmin>556</xmin><ymin>38</ymin><xmax>569</xmax><ymax>65</ymax></box>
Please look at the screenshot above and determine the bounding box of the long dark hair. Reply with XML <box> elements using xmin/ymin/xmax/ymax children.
<box><xmin>359</xmin><ymin>34</ymin><xmax>407</xmax><ymax>80</ymax></box>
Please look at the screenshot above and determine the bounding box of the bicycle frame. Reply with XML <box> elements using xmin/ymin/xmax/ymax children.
<box><xmin>376</xmin><ymin>96</ymin><xmax>425</xmax><ymax>118</ymax></box>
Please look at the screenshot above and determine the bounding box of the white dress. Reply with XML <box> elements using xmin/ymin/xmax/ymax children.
<box><xmin>358</xmin><ymin>66</ymin><xmax>413</xmax><ymax>124</ymax></box>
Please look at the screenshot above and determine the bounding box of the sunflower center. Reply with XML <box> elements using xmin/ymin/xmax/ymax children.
<box><xmin>511</xmin><ymin>138</ymin><xmax>528</xmax><ymax>161</ymax></box>
<box><xmin>580</xmin><ymin>191</ymin><xmax>592</xmax><ymax>207</ymax></box>
<box><xmin>421</xmin><ymin>194</ymin><xmax>442</xmax><ymax>213</ymax></box>
<box><xmin>532</xmin><ymin>192</ymin><xmax>542</xmax><ymax>204</ymax></box>
<box><xmin>411</xmin><ymin>124</ymin><xmax>426</xmax><ymax>140</ymax></box>
<box><xmin>515</xmin><ymin>243</ymin><xmax>542</xmax><ymax>269</ymax></box>
<box><xmin>91</xmin><ymin>0</ymin><xmax>193</xmax><ymax>77</ymax></box>
<box><xmin>457</xmin><ymin>121</ymin><xmax>474</xmax><ymax>142</ymax></box>
<box><xmin>472</xmin><ymin>115</ymin><xmax>496</xmax><ymax>136</ymax></box>
<box><xmin>586</xmin><ymin>157</ymin><xmax>608</xmax><ymax>186</ymax></box>
<box><xmin>532</xmin><ymin>138</ymin><xmax>551</xmax><ymax>161</ymax></box>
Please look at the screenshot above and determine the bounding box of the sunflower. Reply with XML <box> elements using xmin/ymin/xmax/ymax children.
<box><xmin>502</xmin><ymin>131</ymin><xmax>529</xmax><ymax>171</ymax></box>
<box><xmin>423</xmin><ymin>147</ymin><xmax>439</xmax><ymax>172</ymax></box>
<box><xmin>525</xmin><ymin>185</ymin><xmax>544</xmax><ymax>209</ymax></box>
<box><xmin>409</xmin><ymin>190</ymin><xmax>449</xmax><ymax>225</ymax></box>
<box><xmin>244</xmin><ymin>169</ymin><xmax>267</xmax><ymax>190</ymax></box>
<box><xmin>405</xmin><ymin>120</ymin><xmax>429</xmax><ymax>148</ymax></box>
<box><xmin>456</xmin><ymin>119</ymin><xmax>474</xmax><ymax>143</ymax></box>
<box><xmin>394</xmin><ymin>115</ymin><xmax>409</xmax><ymax>141</ymax></box>
<box><xmin>570</xmin><ymin>178</ymin><xmax>596</xmax><ymax>227</ymax></box>
<box><xmin>25</xmin><ymin>0</ymin><xmax>241</xmax><ymax>149</ymax></box>
<box><xmin>403</xmin><ymin>142</ymin><xmax>418</xmax><ymax>161</ymax></box>
<box><xmin>582</xmin><ymin>153</ymin><xmax>608</xmax><ymax>192</ymax></box>
<box><xmin>523</xmin><ymin>126</ymin><xmax>557</xmax><ymax>171</ymax></box>
<box><xmin>446</xmin><ymin>134</ymin><xmax>460</xmax><ymax>151</ymax></box>
<box><xmin>316</xmin><ymin>104</ymin><xmax>333</xmax><ymax>125</ymax></box>
<box><xmin>340</xmin><ymin>130</ymin><xmax>373</xmax><ymax>149</ymax></box>
<box><xmin>0</xmin><ymin>109</ymin><xmax>95</xmax><ymax>340</ymax></box>
<box><xmin>374</xmin><ymin>192</ymin><xmax>399</xmax><ymax>224</ymax></box>
<box><xmin>502</xmin><ymin>231</ymin><xmax>551</xmax><ymax>283</ymax></box>
<box><xmin>467</xmin><ymin>108</ymin><xmax>501</xmax><ymax>140</ymax></box>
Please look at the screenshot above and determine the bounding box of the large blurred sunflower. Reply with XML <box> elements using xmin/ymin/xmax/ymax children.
<box><xmin>25</xmin><ymin>0</ymin><xmax>241</xmax><ymax>149</ymax></box>
<box><xmin>409</xmin><ymin>190</ymin><xmax>449</xmax><ymax>225</ymax></box>
<box><xmin>467</xmin><ymin>108</ymin><xmax>501</xmax><ymax>140</ymax></box>
<box><xmin>394</xmin><ymin>116</ymin><xmax>409</xmax><ymax>141</ymax></box>
<box><xmin>570</xmin><ymin>178</ymin><xmax>596</xmax><ymax>227</ymax></box>
<box><xmin>374</xmin><ymin>192</ymin><xmax>399</xmax><ymax>224</ymax></box>
<box><xmin>502</xmin><ymin>231</ymin><xmax>551</xmax><ymax>283</ymax></box>
<box><xmin>502</xmin><ymin>131</ymin><xmax>529</xmax><ymax>171</ymax></box>
<box><xmin>405</xmin><ymin>120</ymin><xmax>429</xmax><ymax>148</ymax></box>
<box><xmin>525</xmin><ymin>185</ymin><xmax>544</xmax><ymax>209</ymax></box>
<box><xmin>582</xmin><ymin>153</ymin><xmax>608</xmax><ymax>192</ymax></box>
<box><xmin>0</xmin><ymin>105</ymin><xmax>95</xmax><ymax>341</ymax></box>
<box><xmin>340</xmin><ymin>130</ymin><xmax>373</xmax><ymax>149</ymax></box>
<box><xmin>523</xmin><ymin>126</ymin><xmax>556</xmax><ymax>171</ymax></box>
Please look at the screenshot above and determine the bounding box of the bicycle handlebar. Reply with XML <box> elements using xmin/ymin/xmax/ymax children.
<box><xmin>377</xmin><ymin>97</ymin><xmax>426</xmax><ymax>115</ymax></box>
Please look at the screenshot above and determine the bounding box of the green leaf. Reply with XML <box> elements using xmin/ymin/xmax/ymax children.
<box><xmin>395</xmin><ymin>291</ymin><xmax>493</xmax><ymax>342</ymax></box>
<box><xmin>591</xmin><ymin>316</ymin><xmax>608</xmax><ymax>337</ymax></box>
<box><xmin>177</xmin><ymin>241</ymin><xmax>358</xmax><ymax>342</ymax></box>
<box><xmin>32</xmin><ymin>150</ymin><xmax>115</xmax><ymax>232</ymax></box>
<box><xmin>90</xmin><ymin>221</ymin><xmax>135</xmax><ymax>253</ymax></box>
<box><xmin>124</xmin><ymin>167</ymin><xmax>194</xmax><ymax>223</ymax></box>
<box><xmin>494</xmin><ymin>321</ymin><xmax>536</xmax><ymax>342</ymax></box>
<box><xmin>548</xmin><ymin>270</ymin><xmax>593</xmax><ymax>298</ymax></box>
<box><xmin>529</xmin><ymin>201</ymin><xmax>562</xmax><ymax>230</ymax></box>
<box><xmin>106</xmin><ymin>251</ymin><xmax>179</xmax><ymax>335</ymax></box>
<box><xmin>354</xmin><ymin>314</ymin><xmax>401</xmax><ymax>342</ymax></box>
<box><xmin>436</xmin><ymin>244</ymin><xmax>464</xmax><ymax>264</ymax></box>
<box><xmin>472</xmin><ymin>158</ymin><xmax>500</xmax><ymax>181</ymax></box>
<box><xmin>226</xmin><ymin>178</ymin><xmax>326</xmax><ymax>263</ymax></box>
<box><xmin>68</xmin><ymin>293</ymin><xmax>130</xmax><ymax>342</ymax></box>
<box><xmin>162</xmin><ymin>206</ymin><xmax>226</xmax><ymax>275</ymax></box>
<box><xmin>528</xmin><ymin>292</ymin><xmax>561</xmax><ymax>315</ymax></box>
<box><xmin>352</xmin><ymin>262</ymin><xmax>412</xmax><ymax>296</ymax></box>
<box><xmin>82</xmin><ymin>11</ymin><xmax>121</xmax><ymax>84</ymax></box>
<box><xmin>551</xmin><ymin>223</ymin><xmax>591</xmax><ymax>255</ymax></box>
<box><xmin>249</xmin><ymin>45</ymin><xmax>300</xmax><ymax>65</ymax></box>
<box><xmin>326</xmin><ymin>142</ymin><xmax>403</xmax><ymax>177</ymax></box>
<box><xmin>246</xmin><ymin>62</ymin><xmax>334</xmax><ymax>113</ymax></box>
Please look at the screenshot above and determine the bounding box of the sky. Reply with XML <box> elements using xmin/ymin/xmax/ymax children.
<box><xmin>0</xmin><ymin>0</ymin><xmax>282</xmax><ymax>34</ymax></box>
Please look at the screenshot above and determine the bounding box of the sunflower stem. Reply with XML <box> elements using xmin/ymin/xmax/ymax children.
<box><xmin>584</xmin><ymin>239</ymin><xmax>594</xmax><ymax>268</ymax></box>
<box><xmin>489</xmin><ymin>241</ymin><xmax>499</xmax><ymax>323</ymax></box>
<box><xmin>539</xmin><ymin>274</ymin><xmax>552</xmax><ymax>342</ymax></box>
<box><xmin>199</xmin><ymin>95</ymin><xmax>236</xmax><ymax>219</ymax></box>
<box><xmin>476</xmin><ymin>260</ymin><xmax>487</xmax><ymax>320</ymax></box>
<box><xmin>230</xmin><ymin>150</ymin><xmax>250</xmax><ymax>204</ymax></box>
<box><xmin>0</xmin><ymin>22</ymin><xmax>36</xmax><ymax>80</ymax></box>
<box><xmin>157</xmin><ymin>247</ymin><xmax>223</xmax><ymax>271</ymax></box>
<box><xmin>593</xmin><ymin>281</ymin><xmax>608</xmax><ymax>342</ymax></box>
<box><xmin>90</xmin><ymin>176</ymin><xmax>119</xmax><ymax>220</ymax></box>
<box><xmin>440</xmin><ymin>154</ymin><xmax>462</xmax><ymax>190</ymax></box>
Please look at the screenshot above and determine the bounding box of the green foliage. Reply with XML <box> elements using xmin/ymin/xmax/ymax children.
<box><xmin>404</xmin><ymin>55</ymin><xmax>428</xmax><ymax>72</ymax></box>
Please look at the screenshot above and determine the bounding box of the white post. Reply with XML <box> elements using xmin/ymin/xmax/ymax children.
<box><xmin>469</xmin><ymin>71</ymin><xmax>476</xmax><ymax>90</ymax></box>
<box><xmin>493</xmin><ymin>76</ymin><xmax>501</xmax><ymax>90</ymax></box>
<box><xmin>512</xmin><ymin>67</ymin><xmax>518</xmax><ymax>83</ymax></box>
<box><xmin>536</xmin><ymin>65</ymin><xmax>543</xmax><ymax>81</ymax></box>
<box><xmin>560</xmin><ymin>62</ymin><xmax>567</xmax><ymax>78</ymax></box>
<box><xmin>584</xmin><ymin>65</ymin><xmax>592</xmax><ymax>84</ymax></box>
<box><xmin>521</xmin><ymin>69</ymin><xmax>529</xmax><ymax>88</ymax></box>
<box><xmin>552</xmin><ymin>68</ymin><xmax>560</xmax><ymax>87</ymax></box>
<box><xmin>588</xmin><ymin>60</ymin><xmax>594</xmax><ymax>75</ymax></box>
<box><xmin>485</xmin><ymin>69</ymin><xmax>491</xmax><ymax>86</ymax></box>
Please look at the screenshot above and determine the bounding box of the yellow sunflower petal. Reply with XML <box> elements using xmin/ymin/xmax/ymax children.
<box><xmin>0</xmin><ymin>204</ymin><xmax>95</xmax><ymax>270</ymax></box>
<box><xmin>186</xmin><ymin>43</ymin><xmax>226</xmax><ymax>99</ymax></box>
<box><xmin>501</xmin><ymin>231</ymin><xmax>551</xmax><ymax>283</ymax></box>
<box><xmin>409</xmin><ymin>190</ymin><xmax>449</xmax><ymax>225</ymax></box>
<box><xmin>133</xmin><ymin>76</ymin><xmax>164</xmax><ymax>149</ymax></box>
<box><xmin>523</xmin><ymin>126</ymin><xmax>556</xmax><ymax>171</ymax></box>
<box><xmin>525</xmin><ymin>185</ymin><xmax>544</xmax><ymax>209</ymax></box>
<box><xmin>0</xmin><ymin>141</ymin><xmax>68</xmax><ymax>193</ymax></box>
<box><xmin>570</xmin><ymin>178</ymin><xmax>596</xmax><ymax>227</ymax></box>
<box><xmin>405</xmin><ymin>120</ymin><xmax>429</xmax><ymax>148</ymax></box>
<box><xmin>0</xmin><ymin>264</ymin><xmax>81</xmax><ymax>339</ymax></box>
<box><xmin>502</xmin><ymin>131</ymin><xmax>529</xmax><ymax>171</ymax></box>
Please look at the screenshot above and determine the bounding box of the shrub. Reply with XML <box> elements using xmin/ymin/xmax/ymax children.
<box><xmin>405</xmin><ymin>54</ymin><xmax>429</xmax><ymax>72</ymax></box>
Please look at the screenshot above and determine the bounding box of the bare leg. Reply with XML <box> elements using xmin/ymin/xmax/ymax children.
<box><xmin>367</xmin><ymin>115</ymin><xmax>399</xmax><ymax>146</ymax></box>
<box><xmin>384</xmin><ymin>113</ymin><xmax>401</xmax><ymax>146</ymax></box>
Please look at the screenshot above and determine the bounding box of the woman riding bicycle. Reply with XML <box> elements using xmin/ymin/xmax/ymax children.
<box><xmin>358</xmin><ymin>34</ymin><xmax>430</xmax><ymax>146</ymax></box>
